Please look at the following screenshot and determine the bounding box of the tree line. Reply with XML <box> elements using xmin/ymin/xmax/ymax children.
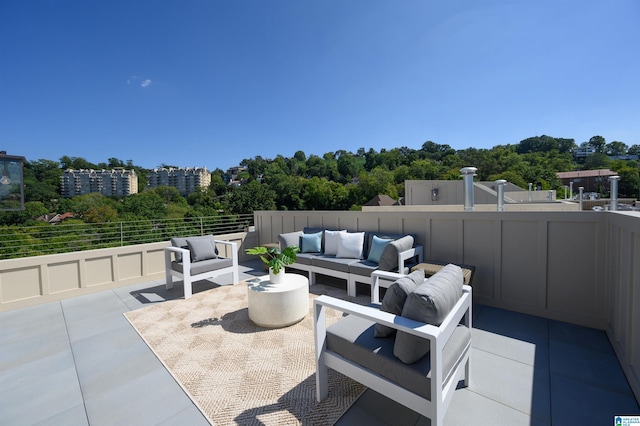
<box><xmin>2</xmin><ymin>135</ymin><xmax>638</xmax><ymax>227</ymax></box>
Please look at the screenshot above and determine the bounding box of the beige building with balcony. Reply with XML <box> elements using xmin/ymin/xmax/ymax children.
<box><xmin>60</xmin><ymin>168</ymin><xmax>138</xmax><ymax>198</ymax></box>
<box><xmin>147</xmin><ymin>167</ymin><xmax>211</xmax><ymax>195</ymax></box>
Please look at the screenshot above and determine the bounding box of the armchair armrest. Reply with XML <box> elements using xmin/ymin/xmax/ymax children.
<box><xmin>397</xmin><ymin>245</ymin><xmax>423</xmax><ymax>273</ymax></box>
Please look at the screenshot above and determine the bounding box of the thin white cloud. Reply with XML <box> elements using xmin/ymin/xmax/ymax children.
<box><xmin>126</xmin><ymin>76</ymin><xmax>152</xmax><ymax>88</ymax></box>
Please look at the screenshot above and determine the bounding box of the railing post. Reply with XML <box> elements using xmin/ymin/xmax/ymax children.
<box><xmin>495</xmin><ymin>179</ymin><xmax>506</xmax><ymax>211</ymax></box>
<box><xmin>579</xmin><ymin>187</ymin><xmax>584</xmax><ymax>211</ymax></box>
<box><xmin>609</xmin><ymin>175</ymin><xmax>620</xmax><ymax>211</ymax></box>
<box><xmin>528</xmin><ymin>183</ymin><xmax>532</xmax><ymax>201</ymax></box>
<box><xmin>570</xmin><ymin>181</ymin><xmax>574</xmax><ymax>200</ymax></box>
<box><xmin>120</xmin><ymin>222</ymin><xmax>124</xmax><ymax>246</ymax></box>
<box><xmin>460</xmin><ymin>167</ymin><xmax>477</xmax><ymax>211</ymax></box>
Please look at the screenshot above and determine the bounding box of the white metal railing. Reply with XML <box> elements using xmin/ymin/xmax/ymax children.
<box><xmin>0</xmin><ymin>214</ymin><xmax>254</xmax><ymax>260</ymax></box>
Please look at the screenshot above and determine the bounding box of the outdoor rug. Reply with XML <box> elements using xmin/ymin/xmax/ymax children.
<box><xmin>124</xmin><ymin>281</ymin><xmax>369</xmax><ymax>425</ymax></box>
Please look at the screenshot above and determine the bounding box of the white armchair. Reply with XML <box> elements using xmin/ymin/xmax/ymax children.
<box><xmin>164</xmin><ymin>235</ymin><xmax>239</xmax><ymax>299</ymax></box>
<box><xmin>314</xmin><ymin>268</ymin><xmax>471</xmax><ymax>425</ymax></box>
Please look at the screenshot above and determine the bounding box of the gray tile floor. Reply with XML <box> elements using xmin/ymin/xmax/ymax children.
<box><xmin>1</xmin><ymin>260</ymin><xmax>638</xmax><ymax>425</ymax></box>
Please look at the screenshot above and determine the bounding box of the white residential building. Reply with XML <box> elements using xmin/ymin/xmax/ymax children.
<box><xmin>60</xmin><ymin>169</ymin><xmax>138</xmax><ymax>198</ymax></box>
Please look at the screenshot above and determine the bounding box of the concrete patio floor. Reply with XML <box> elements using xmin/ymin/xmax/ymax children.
<box><xmin>1</xmin><ymin>259</ymin><xmax>638</xmax><ymax>425</ymax></box>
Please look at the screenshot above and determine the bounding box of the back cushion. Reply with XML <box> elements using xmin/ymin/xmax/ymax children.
<box><xmin>278</xmin><ymin>231</ymin><xmax>303</xmax><ymax>249</ymax></box>
<box><xmin>171</xmin><ymin>237</ymin><xmax>189</xmax><ymax>262</ymax></box>
<box><xmin>377</xmin><ymin>235</ymin><xmax>414</xmax><ymax>272</ymax></box>
<box><xmin>186</xmin><ymin>235</ymin><xmax>218</xmax><ymax>262</ymax></box>
<box><xmin>393</xmin><ymin>264</ymin><xmax>464</xmax><ymax>363</ymax></box>
<box><xmin>324</xmin><ymin>230</ymin><xmax>347</xmax><ymax>255</ymax></box>
<box><xmin>300</xmin><ymin>231</ymin><xmax>322</xmax><ymax>253</ymax></box>
<box><xmin>374</xmin><ymin>269</ymin><xmax>425</xmax><ymax>337</ymax></box>
<box><xmin>335</xmin><ymin>232</ymin><xmax>365</xmax><ymax>259</ymax></box>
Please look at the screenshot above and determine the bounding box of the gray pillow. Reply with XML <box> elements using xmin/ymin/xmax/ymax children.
<box><xmin>171</xmin><ymin>237</ymin><xmax>189</xmax><ymax>262</ymax></box>
<box><xmin>377</xmin><ymin>235</ymin><xmax>414</xmax><ymax>272</ymax></box>
<box><xmin>393</xmin><ymin>264</ymin><xmax>463</xmax><ymax>364</ymax></box>
<box><xmin>278</xmin><ymin>231</ymin><xmax>303</xmax><ymax>249</ymax></box>
<box><xmin>374</xmin><ymin>269</ymin><xmax>425</xmax><ymax>337</ymax></box>
<box><xmin>186</xmin><ymin>235</ymin><xmax>218</xmax><ymax>262</ymax></box>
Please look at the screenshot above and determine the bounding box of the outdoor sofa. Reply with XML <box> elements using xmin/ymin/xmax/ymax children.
<box><xmin>164</xmin><ymin>235</ymin><xmax>239</xmax><ymax>299</ymax></box>
<box><xmin>314</xmin><ymin>264</ymin><xmax>472</xmax><ymax>425</ymax></box>
<box><xmin>278</xmin><ymin>228</ymin><xmax>423</xmax><ymax>297</ymax></box>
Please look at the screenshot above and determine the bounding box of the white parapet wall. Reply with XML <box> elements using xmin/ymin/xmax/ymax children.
<box><xmin>0</xmin><ymin>231</ymin><xmax>256</xmax><ymax>312</ymax></box>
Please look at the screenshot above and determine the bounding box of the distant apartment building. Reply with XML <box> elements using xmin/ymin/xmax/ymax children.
<box><xmin>224</xmin><ymin>165</ymin><xmax>246</xmax><ymax>184</ymax></box>
<box><xmin>147</xmin><ymin>167</ymin><xmax>211</xmax><ymax>195</ymax></box>
<box><xmin>573</xmin><ymin>145</ymin><xmax>596</xmax><ymax>159</ymax></box>
<box><xmin>61</xmin><ymin>169</ymin><xmax>138</xmax><ymax>198</ymax></box>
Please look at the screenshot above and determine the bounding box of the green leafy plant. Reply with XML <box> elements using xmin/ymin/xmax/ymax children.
<box><xmin>245</xmin><ymin>245</ymin><xmax>299</xmax><ymax>274</ymax></box>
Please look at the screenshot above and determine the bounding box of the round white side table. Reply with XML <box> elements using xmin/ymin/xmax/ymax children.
<box><xmin>247</xmin><ymin>273</ymin><xmax>309</xmax><ymax>328</ymax></box>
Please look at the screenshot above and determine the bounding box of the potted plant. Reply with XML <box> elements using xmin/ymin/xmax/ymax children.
<box><xmin>245</xmin><ymin>245</ymin><xmax>299</xmax><ymax>283</ymax></box>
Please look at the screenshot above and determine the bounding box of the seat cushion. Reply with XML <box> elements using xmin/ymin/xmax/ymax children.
<box><xmin>171</xmin><ymin>257</ymin><xmax>233</xmax><ymax>275</ymax></box>
<box><xmin>293</xmin><ymin>252</ymin><xmax>316</xmax><ymax>265</ymax></box>
<box><xmin>348</xmin><ymin>260</ymin><xmax>378</xmax><ymax>277</ymax></box>
<box><xmin>394</xmin><ymin>264</ymin><xmax>463</xmax><ymax>363</ymax></box>
<box><xmin>326</xmin><ymin>312</ymin><xmax>471</xmax><ymax>399</ymax></box>
<box><xmin>311</xmin><ymin>255</ymin><xmax>358</xmax><ymax>273</ymax></box>
<box><xmin>374</xmin><ymin>269</ymin><xmax>425</xmax><ymax>337</ymax></box>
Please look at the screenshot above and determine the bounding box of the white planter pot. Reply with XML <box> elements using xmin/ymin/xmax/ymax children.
<box><xmin>269</xmin><ymin>268</ymin><xmax>285</xmax><ymax>284</ymax></box>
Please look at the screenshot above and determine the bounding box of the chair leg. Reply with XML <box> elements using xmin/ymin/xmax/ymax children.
<box><xmin>184</xmin><ymin>277</ymin><xmax>193</xmax><ymax>299</ymax></box>
<box><xmin>166</xmin><ymin>271</ymin><xmax>174</xmax><ymax>290</ymax></box>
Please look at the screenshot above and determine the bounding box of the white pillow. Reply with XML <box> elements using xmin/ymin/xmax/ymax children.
<box><xmin>335</xmin><ymin>232</ymin><xmax>365</xmax><ymax>259</ymax></box>
<box><xmin>324</xmin><ymin>230</ymin><xmax>347</xmax><ymax>255</ymax></box>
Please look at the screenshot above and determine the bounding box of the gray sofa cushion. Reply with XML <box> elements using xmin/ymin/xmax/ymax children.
<box><xmin>374</xmin><ymin>269</ymin><xmax>425</xmax><ymax>338</ymax></box>
<box><xmin>278</xmin><ymin>231</ymin><xmax>303</xmax><ymax>249</ymax></box>
<box><xmin>171</xmin><ymin>257</ymin><xmax>233</xmax><ymax>275</ymax></box>
<box><xmin>394</xmin><ymin>264</ymin><xmax>464</xmax><ymax>363</ymax></box>
<box><xmin>311</xmin><ymin>255</ymin><xmax>359</xmax><ymax>273</ymax></box>
<box><xmin>294</xmin><ymin>252</ymin><xmax>316</xmax><ymax>265</ymax></box>
<box><xmin>326</xmin><ymin>312</ymin><xmax>471</xmax><ymax>399</ymax></box>
<box><xmin>348</xmin><ymin>260</ymin><xmax>379</xmax><ymax>277</ymax></box>
<box><xmin>377</xmin><ymin>235</ymin><xmax>415</xmax><ymax>272</ymax></box>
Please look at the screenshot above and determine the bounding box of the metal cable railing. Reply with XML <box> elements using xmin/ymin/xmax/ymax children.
<box><xmin>0</xmin><ymin>214</ymin><xmax>254</xmax><ymax>260</ymax></box>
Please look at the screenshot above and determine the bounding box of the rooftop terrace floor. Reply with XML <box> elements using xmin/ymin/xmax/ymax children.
<box><xmin>1</xmin><ymin>260</ymin><xmax>638</xmax><ymax>425</ymax></box>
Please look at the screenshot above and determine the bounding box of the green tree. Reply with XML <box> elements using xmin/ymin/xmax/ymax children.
<box><xmin>225</xmin><ymin>181</ymin><xmax>276</xmax><ymax>214</ymax></box>
<box><xmin>605</xmin><ymin>141</ymin><xmax>629</xmax><ymax>156</ymax></box>
<box><xmin>584</xmin><ymin>153</ymin><xmax>611</xmax><ymax>170</ymax></box>
<box><xmin>589</xmin><ymin>136</ymin><xmax>606</xmax><ymax>153</ymax></box>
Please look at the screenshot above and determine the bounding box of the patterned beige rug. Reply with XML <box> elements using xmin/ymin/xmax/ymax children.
<box><xmin>124</xmin><ymin>281</ymin><xmax>368</xmax><ymax>425</ymax></box>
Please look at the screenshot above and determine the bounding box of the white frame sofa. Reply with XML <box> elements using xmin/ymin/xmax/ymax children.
<box><xmin>164</xmin><ymin>235</ymin><xmax>239</xmax><ymax>299</ymax></box>
<box><xmin>278</xmin><ymin>228</ymin><xmax>423</xmax><ymax>297</ymax></box>
<box><xmin>314</xmin><ymin>265</ymin><xmax>472</xmax><ymax>425</ymax></box>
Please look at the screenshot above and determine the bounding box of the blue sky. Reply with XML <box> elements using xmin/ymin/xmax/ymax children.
<box><xmin>2</xmin><ymin>0</ymin><xmax>639</xmax><ymax>172</ymax></box>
